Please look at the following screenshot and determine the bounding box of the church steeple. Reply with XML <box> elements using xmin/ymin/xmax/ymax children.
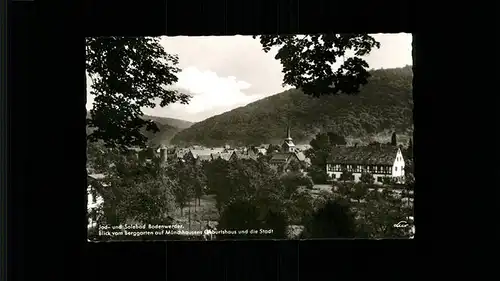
<box><xmin>282</xmin><ymin>123</ymin><xmax>295</xmax><ymax>153</ymax></box>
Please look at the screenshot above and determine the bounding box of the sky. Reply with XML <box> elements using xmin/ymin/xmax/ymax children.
<box><xmin>86</xmin><ymin>33</ymin><xmax>412</xmax><ymax>123</ymax></box>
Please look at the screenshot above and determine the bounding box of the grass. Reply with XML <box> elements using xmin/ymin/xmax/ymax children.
<box><xmin>170</xmin><ymin>194</ymin><xmax>219</xmax><ymax>231</ymax></box>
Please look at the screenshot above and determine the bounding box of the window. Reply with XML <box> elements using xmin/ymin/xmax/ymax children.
<box><xmin>401</xmin><ymin>166</ymin><xmax>404</xmax><ymax>171</ymax></box>
<box><xmin>395</xmin><ymin>166</ymin><xmax>398</xmax><ymax>171</ymax></box>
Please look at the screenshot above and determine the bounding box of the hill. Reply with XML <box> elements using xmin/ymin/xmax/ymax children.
<box><xmin>142</xmin><ymin>115</ymin><xmax>193</xmax><ymax>130</ymax></box>
<box><xmin>170</xmin><ymin>66</ymin><xmax>413</xmax><ymax>147</ymax></box>
<box><xmin>86</xmin><ymin>111</ymin><xmax>194</xmax><ymax>146</ymax></box>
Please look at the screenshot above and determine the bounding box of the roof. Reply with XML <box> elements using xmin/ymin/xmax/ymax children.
<box><xmin>197</xmin><ymin>154</ymin><xmax>212</xmax><ymax>161</ymax></box>
<box><xmin>211</xmin><ymin>152</ymin><xmax>232</xmax><ymax>161</ymax></box>
<box><xmin>231</xmin><ymin>151</ymin><xmax>258</xmax><ymax>160</ymax></box>
<box><xmin>210</xmin><ymin>148</ymin><xmax>225</xmax><ymax>153</ymax></box>
<box><xmin>295</xmin><ymin>151</ymin><xmax>306</xmax><ymax>161</ymax></box>
<box><xmin>190</xmin><ymin>149</ymin><xmax>213</xmax><ymax>158</ymax></box>
<box><xmin>327</xmin><ymin>145</ymin><xmax>399</xmax><ymax>165</ymax></box>
<box><xmin>270</xmin><ymin>153</ymin><xmax>292</xmax><ymax>162</ymax></box>
<box><xmin>295</xmin><ymin>144</ymin><xmax>312</xmax><ymax>151</ymax></box>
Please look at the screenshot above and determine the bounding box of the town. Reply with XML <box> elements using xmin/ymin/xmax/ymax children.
<box><xmin>87</xmin><ymin>125</ymin><xmax>415</xmax><ymax>241</ymax></box>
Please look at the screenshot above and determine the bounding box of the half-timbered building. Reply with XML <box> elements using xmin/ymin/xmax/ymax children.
<box><xmin>326</xmin><ymin>145</ymin><xmax>405</xmax><ymax>184</ymax></box>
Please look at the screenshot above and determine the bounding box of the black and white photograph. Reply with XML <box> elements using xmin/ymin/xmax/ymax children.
<box><xmin>86</xmin><ymin>34</ymin><xmax>414</xmax><ymax>241</ymax></box>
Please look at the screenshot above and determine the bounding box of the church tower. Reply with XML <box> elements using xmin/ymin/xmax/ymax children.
<box><xmin>281</xmin><ymin>125</ymin><xmax>296</xmax><ymax>153</ymax></box>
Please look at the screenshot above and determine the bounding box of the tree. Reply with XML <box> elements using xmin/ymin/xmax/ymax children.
<box><xmin>340</xmin><ymin>169</ymin><xmax>354</xmax><ymax>183</ymax></box>
<box><xmin>94</xmin><ymin>151</ymin><xmax>177</xmax><ymax>226</ymax></box>
<box><xmin>307</xmin><ymin>132</ymin><xmax>347</xmax><ymax>170</ymax></box>
<box><xmin>357</xmin><ymin>188</ymin><xmax>412</xmax><ymax>238</ymax></box>
<box><xmin>254</xmin><ymin>34</ymin><xmax>380</xmax><ymax>97</ymax></box>
<box><xmin>118</xmin><ymin>176</ymin><xmax>176</xmax><ymax>224</ymax></box>
<box><xmin>327</xmin><ymin>132</ymin><xmax>347</xmax><ymax>146</ymax></box>
<box><xmin>391</xmin><ymin>132</ymin><xmax>397</xmax><ymax>146</ymax></box>
<box><xmin>217</xmin><ymin>197</ymin><xmax>288</xmax><ymax>240</ymax></box>
<box><xmin>167</xmin><ymin>161</ymin><xmax>206</xmax><ymax>210</ymax></box>
<box><xmin>406</xmin><ymin>138</ymin><xmax>414</xmax><ymax>160</ymax></box>
<box><xmin>351</xmin><ymin>182</ymin><xmax>368</xmax><ymax>204</ymax></box>
<box><xmin>204</xmin><ymin>158</ymin><xmax>278</xmax><ymax>215</ymax></box>
<box><xmin>279</xmin><ymin>172</ymin><xmax>314</xmax><ymax>193</ymax></box>
<box><xmin>86</xmin><ymin>37</ymin><xmax>191</xmax><ymax>150</ymax></box>
<box><xmin>359</xmin><ymin>172</ymin><xmax>375</xmax><ymax>185</ymax></box>
<box><xmin>306</xmin><ymin>165</ymin><xmax>328</xmax><ymax>184</ymax></box>
<box><xmin>301</xmin><ymin>200</ymin><xmax>357</xmax><ymax>239</ymax></box>
<box><xmin>382</xmin><ymin>176</ymin><xmax>398</xmax><ymax>186</ymax></box>
<box><xmin>276</xmin><ymin>172</ymin><xmax>315</xmax><ymax>224</ymax></box>
<box><xmin>287</xmin><ymin>160</ymin><xmax>303</xmax><ymax>173</ymax></box>
<box><xmin>266</xmin><ymin>144</ymin><xmax>281</xmax><ymax>154</ymax></box>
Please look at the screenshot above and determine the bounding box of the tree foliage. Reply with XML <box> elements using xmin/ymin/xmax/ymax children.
<box><xmin>166</xmin><ymin>160</ymin><xmax>206</xmax><ymax>211</ymax></box>
<box><xmin>340</xmin><ymin>169</ymin><xmax>354</xmax><ymax>183</ymax></box>
<box><xmin>86</xmin><ymin>37</ymin><xmax>191</xmax><ymax>150</ymax></box>
<box><xmin>254</xmin><ymin>34</ymin><xmax>380</xmax><ymax>97</ymax></box>
<box><xmin>331</xmin><ymin>180</ymin><xmax>413</xmax><ymax>238</ymax></box>
<box><xmin>91</xmin><ymin>148</ymin><xmax>177</xmax><ymax>225</ymax></box>
<box><xmin>306</xmin><ymin>131</ymin><xmax>347</xmax><ymax>174</ymax></box>
<box><xmin>301</xmin><ymin>200</ymin><xmax>357</xmax><ymax>239</ymax></box>
<box><xmin>391</xmin><ymin>132</ymin><xmax>397</xmax><ymax>146</ymax></box>
<box><xmin>359</xmin><ymin>172</ymin><xmax>375</xmax><ymax>185</ymax></box>
<box><xmin>306</xmin><ymin>165</ymin><xmax>329</xmax><ymax>184</ymax></box>
<box><xmin>204</xmin><ymin>158</ymin><xmax>278</xmax><ymax>214</ymax></box>
<box><xmin>217</xmin><ymin>197</ymin><xmax>288</xmax><ymax>240</ymax></box>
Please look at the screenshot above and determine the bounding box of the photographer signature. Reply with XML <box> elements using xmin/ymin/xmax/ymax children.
<box><xmin>393</xmin><ymin>221</ymin><xmax>409</xmax><ymax>228</ymax></box>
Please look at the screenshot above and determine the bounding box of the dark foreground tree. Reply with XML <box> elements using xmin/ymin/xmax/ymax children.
<box><xmin>391</xmin><ymin>132</ymin><xmax>397</xmax><ymax>146</ymax></box>
<box><xmin>217</xmin><ymin>198</ymin><xmax>288</xmax><ymax>240</ymax></box>
<box><xmin>86</xmin><ymin>37</ymin><xmax>191</xmax><ymax>150</ymax></box>
<box><xmin>254</xmin><ymin>34</ymin><xmax>380</xmax><ymax>97</ymax></box>
<box><xmin>359</xmin><ymin>172</ymin><xmax>375</xmax><ymax>185</ymax></box>
<box><xmin>306</xmin><ymin>132</ymin><xmax>347</xmax><ymax>171</ymax></box>
<box><xmin>301</xmin><ymin>200</ymin><xmax>357</xmax><ymax>239</ymax></box>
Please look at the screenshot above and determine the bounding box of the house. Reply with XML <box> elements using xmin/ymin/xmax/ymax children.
<box><xmin>229</xmin><ymin>150</ymin><xmax>259</xmax><ymax>161</ymax></box>
<box><xmin>87</xmin><ymin>172</ymin><xmax>106</xmax><ymax>229</ymax></box>
<box><xmin>214</xmin><ymin>147</ymin><xmax>226</xmax><ymax>153</ymax></box>
<box><xmin>269</xmin><ymin>152</ymin><xmax>303</xmax><ymax>173</ymax></box>
<box><xmin>211</xmin><ymin>152</ymin><xmax>232</xmax><ymax>161</ymax></box>
<box><xmin>184</xmin><ymin>149</ymin><xmax>213</xmax><ymax>164</ymax></box>
<box><xmin>256</xmin><ymin>148</ymin><xmax>267</xmax><ymax>156</ymax></box>
<box><xmin>325</xmin><ymin>145</ymin><xmax>405</xmax><ymax>184</ymax></box>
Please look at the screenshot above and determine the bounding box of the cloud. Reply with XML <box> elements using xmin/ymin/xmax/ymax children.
<box><xmin>142</xmin><ymin>67</ymin><xmax>267</xmax><ymax>122</ymax></box>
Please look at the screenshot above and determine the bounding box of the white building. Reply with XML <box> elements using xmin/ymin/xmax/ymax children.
<box><xmin>87</xmin><ymin>173</ymin><xmax>105</xmax><ymax>229</ymax></box>
<box><xmin>325</xmin><ymin>145</ymin><xmax>405</xmax><ymax>184</ymax></box>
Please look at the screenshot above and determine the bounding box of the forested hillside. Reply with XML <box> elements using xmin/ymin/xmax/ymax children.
<box><xmin>171</xmin><ymin>66</ymin><xmax>413</xmax><ymax>147</ymax></box>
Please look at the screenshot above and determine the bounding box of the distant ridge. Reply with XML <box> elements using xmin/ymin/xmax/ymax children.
<box><xmin>171</xmin><ymin>66</ymin><xmax>414</xmax><ymax>147</ymax></box>
<box><xmin>86</xmin><ymin>111</ymin><xmax>194</xmax><ymax>146</ymax></box>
